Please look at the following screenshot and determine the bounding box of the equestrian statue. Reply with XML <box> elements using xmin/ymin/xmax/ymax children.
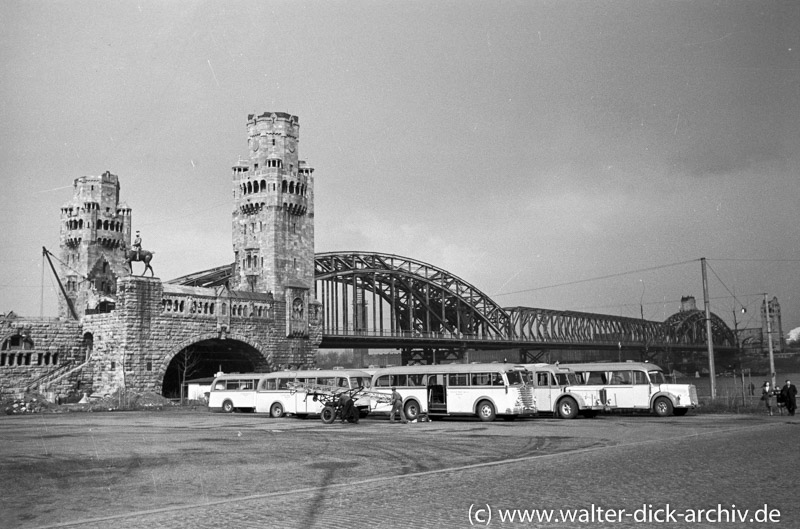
<box><xmin>124</xmin><ymin>230</ymin><xmax>154</xmax><ymax>276</ymax></box>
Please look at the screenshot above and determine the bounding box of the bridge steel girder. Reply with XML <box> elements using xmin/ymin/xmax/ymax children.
<box><xmin>504</xmin><ymin>306</ymin><xmax>666</xmax><ymax>347</ymax></box>
<box><xmin>663</xmin><ymin>309</ymin><xmax>736</xmax><ymax>348</ymax></box>
<box><xmin>314</xmin><ymin>252</ymin><xmax>510</xmax><ymax>342</ymax></box>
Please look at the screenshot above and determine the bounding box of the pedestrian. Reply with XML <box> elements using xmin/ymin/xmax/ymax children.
<box><xmin>761</xmin><ymin>381</ymin><xmax>775</xmax><ymax>416</ymax></box>
<box><xmin>780</xmin><ymin>380</ymin><xmax>797</xmax><ymax>416</ymax></box>
<box><xmin>389</xmin><ymin>387</ymin><xmax>407</xmax><ymax>424</ymax></box>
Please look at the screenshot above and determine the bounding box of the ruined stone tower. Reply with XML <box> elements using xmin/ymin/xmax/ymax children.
<box><xmin>58</xmin><ymin>171</ymin><xmax>131</xmax><ymax>318</ymax></box>
<box><xmin>231</xmin><ymin>112</ymin><xmax>316</xmax><ymax>339</ymax></box>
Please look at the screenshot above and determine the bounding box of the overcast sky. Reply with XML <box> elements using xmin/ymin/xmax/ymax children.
<box><xmin>2</xmin><ymin>1</ymin><xmax>798</xmax><ymax>336</ymax></box>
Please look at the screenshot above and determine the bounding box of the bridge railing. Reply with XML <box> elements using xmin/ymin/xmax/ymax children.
<box><xmin>321</xmin><ymin>327</ymin><xmax>510</xmax><ymax>343</ymax></box>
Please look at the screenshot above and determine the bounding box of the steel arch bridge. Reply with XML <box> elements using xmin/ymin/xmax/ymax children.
<box><xmin>170</xmin><ymin>251</ymin><xmax>736</xmax><ymax>355</ymax></box>
<box><xmin>314</xmin><ymin>252</ymin><xmax>736</xmax><ymax>354</ymax></box>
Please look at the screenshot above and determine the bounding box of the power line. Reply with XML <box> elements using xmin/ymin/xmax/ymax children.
<box><xmin>493</xmin><ymin>259</ymin><xmax>699</xmax><ymax>297</ymax></box>
<box><xmin>708</xmin><ymin>258</ymin><xmax>800</xmax><ymax>263</ymax></box>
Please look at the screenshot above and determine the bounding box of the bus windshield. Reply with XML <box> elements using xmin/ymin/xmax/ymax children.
<box><xmin>648</xmin><ymin>370</ymin><xmax>667</xmax><ymax>384</ymax></box>
<box><xmin>506</xmin><ymin>370</ymin><xmax>525</xmax><ymax>385</ymax></box>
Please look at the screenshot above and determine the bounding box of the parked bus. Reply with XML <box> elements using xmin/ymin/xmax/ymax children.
<box><xmin>560</xmin><ymin>362</ymin><xmax>698</xmax><ymax>416</ymax></box>
<box><xmin>207</xmin><ymin>373</ymin><xmax>264</xmax><ymax>413</ymax></box>
<box><xmin>207</xmin><ymin>369</ymin><xmax>372</xmax><ymax>417</ymax></box>
<box><xmin>254</xmin><ymin>369</ymin><xmax>373</xmax><ymax>418</ymax></box>
<box><xmin>369</xmin><ymin>363</ymin><xmax>536</xmax><ymax>422</ymax></box>
<box><xmin>522</xmin><ymin>363</ymin><xmax>606</xmax><ymax>419</ymax></box>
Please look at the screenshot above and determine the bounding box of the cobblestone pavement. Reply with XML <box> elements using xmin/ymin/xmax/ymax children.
<box><xmin>1</xmin><ymin>411</ymin><xmax>798</xmax><ymax>528</ymax></box>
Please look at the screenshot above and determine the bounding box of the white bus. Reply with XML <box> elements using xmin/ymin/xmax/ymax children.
<box><xmin>522</xmin><ymin>363</ymin><xmax>606</xmax><ymax>419</ymax></box>
<box><xmin>207</xmin><ymin>373</ymin><xmax>264</xmax><ymax>413</ymax></box>
<box><xmin>369</xmin><ymin>363</ymin><xmax>536</xmax><ymax>422</ymax></box>
<box><xmin>254</xmin><ymin>369</ymin><xmax>373</xmax><ymax>418</ymax></box>
<box><xmin>561</xmin><ymin>362</ymin><xmax>698</xmax><ymax>416</ymax></box>
<box><xmin>207</xmin><ymin>370</ymin><xmax>373</xmax><ymax>417</ymax></box>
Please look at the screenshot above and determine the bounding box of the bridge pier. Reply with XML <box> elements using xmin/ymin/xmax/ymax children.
<box><xmin>401</xmin><ymin>347</ymin><xmax>466</xmax><ymax>365</ymax></box>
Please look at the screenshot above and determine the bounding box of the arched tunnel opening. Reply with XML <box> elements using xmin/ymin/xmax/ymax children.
<box><xmin>161</xmin><ymin>338</ymin><xmax>266</xmax><ymax>398</ymax></box>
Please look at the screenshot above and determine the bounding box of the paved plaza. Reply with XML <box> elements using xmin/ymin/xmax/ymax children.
<box><xmin>1</xmin><ymin>410</ymin><xmax>798</xmax><ymax>528</ymax></box>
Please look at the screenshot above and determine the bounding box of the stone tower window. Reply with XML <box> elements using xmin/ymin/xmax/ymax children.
<box><xmin>1</xmin><ymin>335</ymin><xmax>35</xmax><ymax>351</ymax></box>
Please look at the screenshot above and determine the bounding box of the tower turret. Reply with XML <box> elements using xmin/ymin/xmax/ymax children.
<box><xmin>59</xmin><ymin>171</ymin><xmax>131</xmax><ymax>317</ymax></box>
<box><xmin>231</xmin><ymin>112</ymin><xmax>315</xmax><ymax>300</ymax></box>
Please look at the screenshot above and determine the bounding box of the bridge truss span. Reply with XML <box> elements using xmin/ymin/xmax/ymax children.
<box><xmin>315</xmin><ymin>252</ymin><xmax>510</xmax><ymax>345</ymax></box>
<box><xmin>504</xmin><ymin>306</ymin><xmax>665</xmax><ymax>348</ymax></box>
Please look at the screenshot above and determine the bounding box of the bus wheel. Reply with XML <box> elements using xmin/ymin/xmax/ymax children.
<box><xmin>222</xmin><ymin>400</ymin><xmax>235</xmax><ymax>413</ymax></box>
<box><xmin>653</xmin><ymin>397</ymin><xmax>674</xmax><ymax>417</ymax></box>
<box><xmin>270</xmin><ymin>402</ymin><xmax>284</xmax><ymax>418</ymax></box>
<box><xmin>321</xmin><ymin>406</ymin><xmax>337</xmax><ymax>424</ymax></box>
<box><xmin>557</xmin><ymin>397</ymin><xmax>579</xmax><ymax>419</ymax></box>
<box><xmin>673</xmin><ymin>408</ymin><xmax>689</xmax><ymax>416</ymax></box>
<box><xmin>477</xmin><ymin>400</ymin><xmax>496</xmax><ymax>422</ymax></box>
<box><xmin>404</xmin><ymin>400</ymin><xmax>419</xmax><ymax>421</ymax></box>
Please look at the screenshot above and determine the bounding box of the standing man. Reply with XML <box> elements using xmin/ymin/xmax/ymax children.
<box><xmin>390</xmin><ymin>387</ymin><xmax>407</xmax><ymax>424</ymax></box>
<box><xmin>780</xmin><ymin>380</ymin><xmax>797</xmax><ymax>416</ymax></box>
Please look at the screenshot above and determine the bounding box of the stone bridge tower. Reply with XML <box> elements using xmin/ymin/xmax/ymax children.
<box><xmin>59</xmin><ymin>171</ymin><xmax>131</xmax><ymax>318</ymax></box>
<box><xmin>231</xmin><ymin>112</ymin><xmax>317</xmax><ymax>344</ymax></box>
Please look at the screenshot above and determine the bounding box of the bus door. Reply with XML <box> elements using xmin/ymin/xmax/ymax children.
<box><xmin>605</xmin><ymin>370</ymin><xmax>648</xmax><ymax>408</ymax></box>
<box><xmin>531</xmin><ymin>370</ymin><xmax>557</xmax><ymax>412</ymax></box>
<box><xmin>293</xmin><ymin>377</ymin><xmax>313</xmax><ymax>414</ymax></box>
<box><xmin>631</xmin><ymin>370</ymin><xmax>653</xmax><ymax>407</ymax></box>
<box><xmin>427</xmin><ymin>374</ymin><xmax>447</xmax><ymax>413</ymax></box>
<box><xmin>237</xmin><ymin>378</ymin><xmax>258</xmax><ymax>409</ymax></box>
<box><xmin>274</xmin><ymin>376</ymin><xmax>296</xmax><ymax>414</ymax></box>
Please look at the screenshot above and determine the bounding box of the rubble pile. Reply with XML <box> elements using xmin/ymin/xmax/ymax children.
<box><xmin>3</xmin><ymin>393</ymin><xmax>56</xmax><ymax>415</ymax></box>
<box><xmin>2</xmin><ymin>390</ymin><xmax>178</xmax><ymax>414</ymax></box>
<box><xmin>87</xmin><ymin>390</ymin><xmax>176</xmax><ymax>411</ymax></box>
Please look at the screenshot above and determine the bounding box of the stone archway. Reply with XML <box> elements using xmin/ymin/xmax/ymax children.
<box><xmin>160</xmin><ymin>337</ymin><xmax>270</xmax><ymax>398</ymax></box>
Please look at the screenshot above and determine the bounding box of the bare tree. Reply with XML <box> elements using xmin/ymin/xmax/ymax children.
<box><xmin>174</xmin><ymin>347</ymin><xmax>202</xmax><ymax>403</ymax></box>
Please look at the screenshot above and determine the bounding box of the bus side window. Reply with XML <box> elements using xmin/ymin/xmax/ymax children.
<box><xmin>473</xmin><ymin>373</ymin><xmax>491</xmax><ymax>386</ymax></box>
<box><xmin>375</xmin><ymin>375</ymin><xmax>391</xmax><ymax>387</ymax></box>
<box><xmin>214</xmin><ymin>381</ymin><xmax>225</xmax><ymax>390</ymax></box>
<box><xmin>586</xmin><ymin>372</ymin><xmax>604</xmax><ymax>385</ymax></box>
<box><xmin>492</xmin><ymin>373</ymin><xmax>503</xmax><ymax>386</ymax></box>
<box><xmin>264</xmin><ymin>378</ymin><xmax>277</xmax><ymax>390</ymax></box>
<box><xmin>448</xmin><ymin>373</ymin><xmax>468</xmax><ymax>386</ymax></box>
<box><xmin>408</xmin><ymin>374</ymin><xmax>424</xmax><ymax>387</ymax></box>
<box><xmin>391</xmin><ymin>374</ymin><xmax>407</xmax><ymax>387</ymax></box>
<box><xmin>278</xmin><ymin>378</ymin><xmax>290</xmax><ymax>390</ymax></box>
<box><xmin>536</xmin><ymin>373</ymin><xmax>549</xmax><ymax>387</ymax></box>
<box><xmin>336</xmin><ymin>377</ymin><xmax>348</xmax><ymax>388</ymax></box>
<box><xmin>633</xmin><ymin>371</ymin><xmax>649</xmax><ymax>385</ymax></box>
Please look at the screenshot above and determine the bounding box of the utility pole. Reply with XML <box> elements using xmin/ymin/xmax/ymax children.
<box><xmin>764</xmin><ymin>293</ymin><xmax>776</xmax><ymax>387</ymax></box>
<box><xmin>701</xmin><ymin>258</ymin><xmax>716</xmax><ymax>399</ymax></box>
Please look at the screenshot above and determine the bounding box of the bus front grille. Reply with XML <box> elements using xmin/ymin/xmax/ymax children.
<box><xmin>519</xmin><ymin>386</ymin><xmax>535</xmax><ymax>409</ymax></box>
